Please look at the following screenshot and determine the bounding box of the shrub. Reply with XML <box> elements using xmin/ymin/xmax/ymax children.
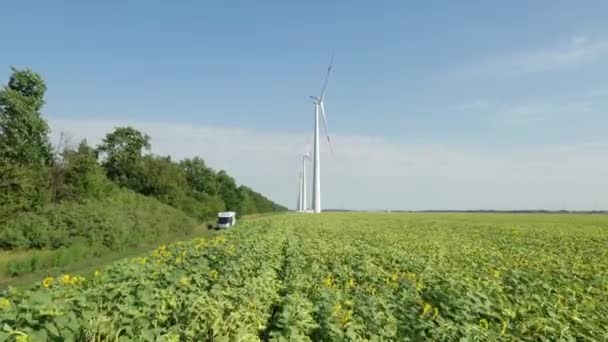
<box><xmin>0</xmin><ymin>189</ymin><xmax>197</xmax><ymax>251</ymax></box>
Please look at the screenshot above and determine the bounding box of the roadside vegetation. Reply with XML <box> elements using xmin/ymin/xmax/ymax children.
<box><xmin>0</xmin><ymin>67</ymin><xmax>286</xmax><ymax>284</ymax></box>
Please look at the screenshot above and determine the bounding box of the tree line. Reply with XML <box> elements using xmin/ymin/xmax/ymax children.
<box><xmin>0</xmin><ymin>67</ymin><xmax>285</xmax><ymax>251</ymax></box>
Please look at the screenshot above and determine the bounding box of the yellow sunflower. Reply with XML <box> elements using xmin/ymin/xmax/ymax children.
<box><xmin>0</xmin><ymin>297</ymin><xmax>10</xmax><ymax>310</ymax></box>
<box><xmin>42</xmin><ymin>277</ymin><xmax>54</xmax><ymax>288</ymax></box>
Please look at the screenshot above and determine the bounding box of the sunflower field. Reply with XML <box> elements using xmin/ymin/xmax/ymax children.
<box><xmin>1</xmin><ymin>213</ymin><xmax>607</xmax><ymax>341</ymax></box>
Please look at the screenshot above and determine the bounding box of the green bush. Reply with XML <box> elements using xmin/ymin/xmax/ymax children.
<box><xmin>0</xmin><ymin>189</ymin><xmax>197</xmax><ymax>251</ymax></box>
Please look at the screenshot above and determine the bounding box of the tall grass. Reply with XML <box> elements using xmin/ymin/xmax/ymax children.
<box><xmin>0</xmin><ymin>189</ymin><xmax>200</xmax><ymax>284</ymax></box>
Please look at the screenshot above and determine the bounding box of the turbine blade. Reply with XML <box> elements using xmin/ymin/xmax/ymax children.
<box><xmin>319</xmin><ymin>54</ymin><xmax>334</xmax><ymax>101</ymax></box>
<box><xmin>319</xmin><ymin>101</ymin><xmax>333</xmax><ymax>155</ymax></box>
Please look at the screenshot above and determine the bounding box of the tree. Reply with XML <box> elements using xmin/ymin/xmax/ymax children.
<box><xmin>0</xmin><ymin>67</ymin><xmax>52</xmax><ymax>165</ymax></box>
<box><xmin>54</xmin><ymin>140</ymin><xmax>113</xmax><ymax>201</ymax></box>
<box><xmin>215</xmin><ymin>170</ymin><xmax>240</xmax><ymax>212</ymax></box>
<box><xmin>237</xmin><ymin>186</ymin><xmax>257</xmax><ymax>215</ymax></box>
<box><xmin>179</xmin><ymin>157</ymin><xmax>218</xmax><ymax>196</ymax></box>
<box><xmin>138</xmin><ymin>155</ymin><xmax>229</xmax><ymax>220</ymax></box>
<box><xmin>0</xmin><ymin>68</ymin><xmax>52</xmax><ymax>219</ymax></box>
<box><xmin>139</xmin><ymin>155</ymin><xmax>189</xmax><ymax>204</ymax></box>
<box><xmin>0</xmin><ymin>66</ymin><xmax>285</xmax><ymax>252</ymax></box>
<box><xmin>194</xmin><ymin>193</ymin><xmax>225</xmax><ymax>220</ymax></box>
<box><xmin>97</xmin><ymin>127</ymin><xmax>150</xmax><ymax>190</ymax></box>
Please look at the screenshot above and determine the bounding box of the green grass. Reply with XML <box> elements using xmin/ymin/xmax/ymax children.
<box><xmin>0</xmin><ymin>225</ymin><xmax>215</xmax><ymax>289</ymax></box>
<box><xmin>0</xmin><ymin>213</ymin><xmax>269</xmax><ymax>289</ymax></box>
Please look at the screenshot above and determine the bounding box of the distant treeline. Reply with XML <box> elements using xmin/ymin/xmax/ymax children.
<box><xmin>324</xmin><ymin>209</ymin><xmax>608</xmax><ymax>214</ymax></box>
<box><xmin>417</xmin><ymin>210</ymin><xmax>608</xmax><ymax>214</ymax></box>
<box><xmin>0</xmin><ymin>67</ymin><xmax>286</xmax><ymax>251</ymax></box>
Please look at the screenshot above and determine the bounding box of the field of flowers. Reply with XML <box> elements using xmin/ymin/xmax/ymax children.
<box><xmin>1</xmin><ymin>213</ymin><xmax>607</xmax><ymax>341</ymax></box>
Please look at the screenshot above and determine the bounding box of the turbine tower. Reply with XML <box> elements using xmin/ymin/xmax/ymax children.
<box><xmin>300</xmin><ymin>145</ymin><xmax>310</xmax><ymax>212</ymax></box>
<box><xmin>296</xmin><ymin>171</ymin><xmax>302</xmax><ymax>212</ymax></box>
<box><xmin>310</xmin><ymin>57</ymin><xmax>333</xmax><ymax>214</ymax></box>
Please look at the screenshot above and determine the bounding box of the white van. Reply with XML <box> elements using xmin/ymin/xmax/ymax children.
<box><xmin>216</xmin><ymin>212</ymin><xmax>236</xmax><ymax>229</ymax></box>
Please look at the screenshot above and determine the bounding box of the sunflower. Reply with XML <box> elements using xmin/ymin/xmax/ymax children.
<box><xmin>331</xmin><ymin>303</ymin><xmax>342</xmax><ymax>317</ymax></box>
<box><xmin>0</xmin><ymin>297</ymin><xmax>10</xmax><ymax>310</ymax></box>
<box><xmin>15</xmin><ymin>335</ymin><xmax>28</xmax><ymax>342</ymax></box>
<box><xmin>71</xmin><ymin>275</ymin><xmax>85</xmax><ymax>285</ymax></box>
<box><xmin>421</xmin><ymin>303</ymin><xmax>432</xmax><ymax>317</ymax></box>
<box><xmin>501</xmin><ymin>320</ymin><xmax>509</xmax><ymax>335</ymax></box>
<box><xmin>60</xmin><ymin>274</ymin><xmax>71</xmax><ymax>285</ymax></box>
<box><xmin>209</xmin><ymin>269</ymin><xmax>219</xmax><ymax>280</ymax></box>
<box><xmin>42</xmin><ymin>277</ymin><xmax>54</xmax><ymax>288</ymax></box>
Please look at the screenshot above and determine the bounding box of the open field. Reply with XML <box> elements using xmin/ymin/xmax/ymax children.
<box><xmin>1</xmin><ymin>213</ymin><xmax>607</xmax><ymax>341</ymax></box>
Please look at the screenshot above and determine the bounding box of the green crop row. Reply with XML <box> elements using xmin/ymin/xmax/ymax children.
<box><xmin>1</xmin><ymin>213</ymin><xmax>607</xmax><ymax>341</ymax></box>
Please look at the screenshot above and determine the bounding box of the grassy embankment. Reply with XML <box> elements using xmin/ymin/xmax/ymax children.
<box><xmin>0</xmin><ymin>226</ymin><xmax>214</xmax><ymax>289</ymax></box>
<box><xmin>0</xmin><ymin>207</ymin><xmax>277</xmax><ymax>289</ymax></box>
<box><xmin>0</xmin><ymin>190</ymin><xmax>216</xmax><ymax>289</ymax></box>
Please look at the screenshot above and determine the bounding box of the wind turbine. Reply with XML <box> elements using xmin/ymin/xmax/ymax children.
<box><xmin>296</xmin><ymin>171</ymin><xmax>302</xmax><ymax>212</ymax></box>
<box><xmin>300</xmin><ymin>145</ymin><xmax>311</xmax><ymax>212</ymax></box>
<box><xmin>310</xmin><ymin>57</ymin><xmax>334</xmax><ymax>214</ymax></box>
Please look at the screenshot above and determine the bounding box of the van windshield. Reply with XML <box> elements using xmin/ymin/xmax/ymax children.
<box><xmin>218</xmin><ymin>217</ymin><xmax>231</xmax><ymax>224</ymax></box>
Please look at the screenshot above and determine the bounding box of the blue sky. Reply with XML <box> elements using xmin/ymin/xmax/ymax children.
<box><xmin>1</xmin><ymin>1</ymin><xmax>608</xmax><ymax>209</ymax></box>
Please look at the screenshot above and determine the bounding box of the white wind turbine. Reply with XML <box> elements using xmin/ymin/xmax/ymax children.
<box><xmin>310</xmin><ymin>57</ymin><xmax>334</xmax><ymax>214</ymax></box>
<box><xmin>296</xmin><ymin>171</ymin><xmax>302</xmax><ymax>212</ymax></box>
<box><xmin>300</xmin><ymin>145</ymin><xmax>311</xmax><ymax>212</ymax></box>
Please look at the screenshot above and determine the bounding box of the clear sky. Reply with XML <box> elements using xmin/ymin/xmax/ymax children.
<box><xmin>2</xmin><ymin>1</ymin><xmax>607</xmax><ymax>210</ymax></box>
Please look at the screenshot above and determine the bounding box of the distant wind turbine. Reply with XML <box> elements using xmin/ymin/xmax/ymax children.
<box><xmin>296</xmin><ymin>171</ymin><xmax>302</xmax><ymax>212</ymax></box>
<box><xmin>300</xmin><ymin>145</ymin><xmax>311</xmax><ymax>212</ymax></box>
<box><xmin>309</xmin><ymin>56</ymin><xmax>334</xmax><ymax>214</ymax></box>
